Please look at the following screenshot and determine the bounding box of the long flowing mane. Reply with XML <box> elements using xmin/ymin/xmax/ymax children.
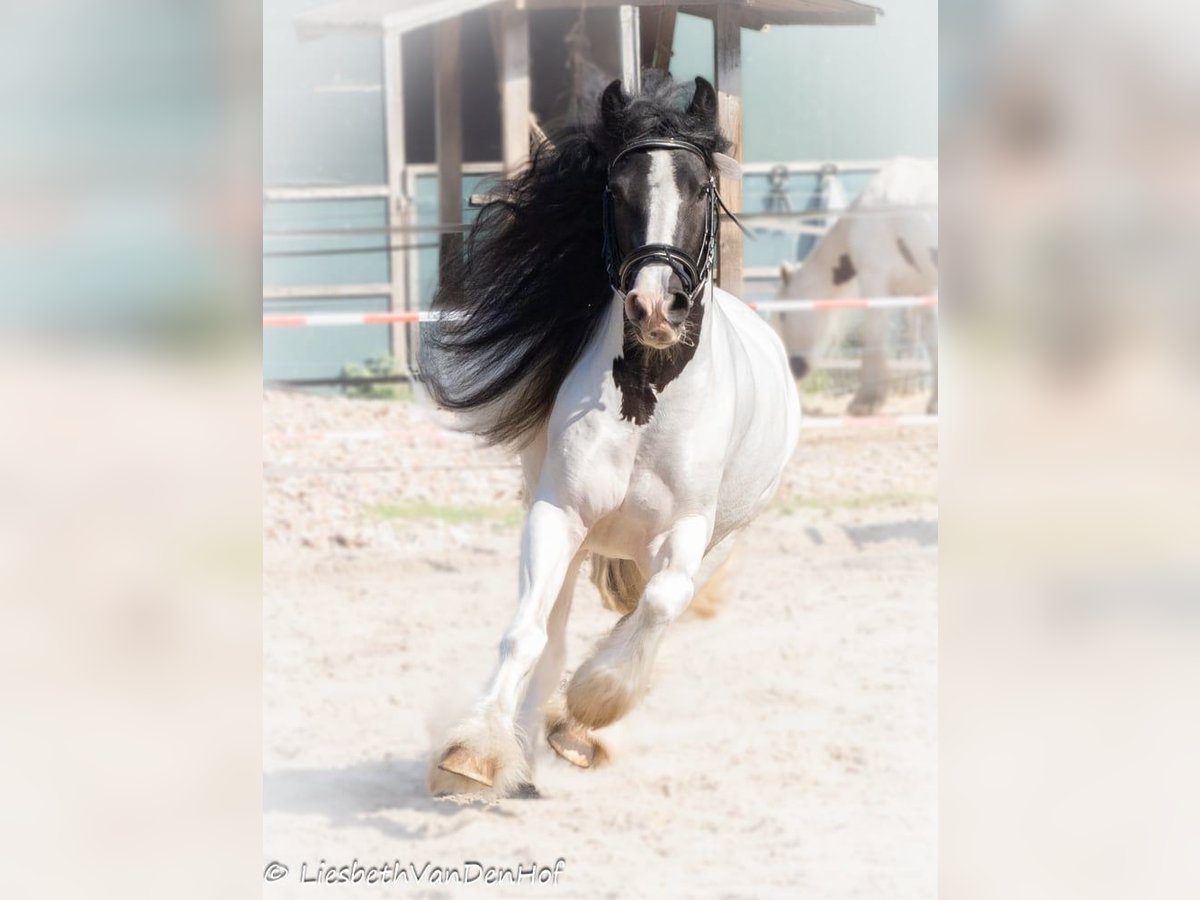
<box><xmin>420</xmin><ymin>73</ymin><xmax>729</xmax><ymax>446</ymax></box>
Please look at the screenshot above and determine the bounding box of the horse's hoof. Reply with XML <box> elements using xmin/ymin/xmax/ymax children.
<box><xmin>510</xmin><ymin>781</ymin><xmax>541</xmax><ymax>799</ymax></box>
<box><xmin>437</xmin><ymin>745</ymin><xmax>495</xmax><ymax>787</ymax></box>
<box><xmin>428</xmin><ymin>715</ymin><xmax>529</xmax><ymax>798</ymax></box>
<box><xmin>547</xmin><ymin>719</ymin><xmax>599</xmax><ymax>769</ymax></box>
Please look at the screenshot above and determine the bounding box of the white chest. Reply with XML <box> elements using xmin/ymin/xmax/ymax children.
<box><xmin>526</xmin><ymin>291</ymin><xmax>799</xmax><ymax>564</ymax></box>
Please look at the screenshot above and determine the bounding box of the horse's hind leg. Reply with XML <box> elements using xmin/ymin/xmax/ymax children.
<box><xmin>429</xmin><ymin>500</ymin><xmax>583</xmax><ymax>799</ymax></box>
<box><xmin>686</xmin><ymin>535</ymin><xmax>737</xmax><ymax>620</ymax></box>
<box><xmin>566</xmin><ymin>516</ymin><xmax>707</xmax><ymax>730</ymax></box>
<box><xmin>542</xmin><ymin>555</ymin><xmax>641</xmax><ymax>770</ymax></box>
<box><xmin>546</xmin><ymin>706</ymin><xmax>608</xmax><ymax>769</ymax></box>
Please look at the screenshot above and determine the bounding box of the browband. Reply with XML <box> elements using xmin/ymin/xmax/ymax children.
<box><xmin>608</xmin><ymin>137</ymin><xmax>709</xmax><ymax>173</ymax></box>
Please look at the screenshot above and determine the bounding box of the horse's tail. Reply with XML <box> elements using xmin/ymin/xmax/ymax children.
<box><xmin>589</xmin><ymin>550</ymin><xmax>734</xmax><ymax>619</ymax></box>
<box><xmin>590</xmin><ymin>556</ymin><xmax>645</xmax><ymax>616</ymax></box>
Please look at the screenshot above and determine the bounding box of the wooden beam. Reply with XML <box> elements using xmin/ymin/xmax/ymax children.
<box><xmin>640</xmin><ymin>6</ymin><xmax>676</xmax><ymax>73</ymax></box>
<box><xmin>714</xmin><ymin>6</ymin><xmax>743</xmax><ymax>298</ymax></box>
<box><xmin>434</xmin><ymin>19</ymin><xmax>464</xmax><ymax>268</ymax></box>
<box><xmin>619</xmin><ymin>5</ymin><xmax>641</xmax><ymax>92</ymax></box>
<box><xmin>498</xmin><ymin>6</ymin><xmax>531</xmax><ymax>175</ymax></box>
<box><xmin>382</xmin><ymin>31</ymin><xmax>409</xmax><ymax>370</ymax></box>
<box><xmin>676</xmin><ymin>3</ymin><xmax>880</xmax><ymax>29</ymax></box>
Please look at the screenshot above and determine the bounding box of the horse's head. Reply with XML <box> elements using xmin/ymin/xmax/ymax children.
<box><xmin>600</xmin><ymin>77</ymin><xmax>737</xmax><ymax>350</ymax></box>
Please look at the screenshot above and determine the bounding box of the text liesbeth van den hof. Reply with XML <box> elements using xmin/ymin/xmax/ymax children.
<box><xmin>263</xmin><ymin>859</ymin><xmax>566</xmax><ymax>886</ymax></box>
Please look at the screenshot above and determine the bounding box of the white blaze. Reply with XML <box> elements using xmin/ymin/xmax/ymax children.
<box><xmin>630</xmin><ymin>150</ymin><xmax>681</xmax><ymax>299</ymax></box>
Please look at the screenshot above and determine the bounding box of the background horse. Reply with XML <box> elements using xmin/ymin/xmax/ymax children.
<box><xmin>421</xmin><ymin>74</ymin><xmax>800</xmax><ymax>799</ymax></box>
<box><xmin>776</xmin><ymin>157</ymin><xmax>939</xmax><ymax>414</ymax></box>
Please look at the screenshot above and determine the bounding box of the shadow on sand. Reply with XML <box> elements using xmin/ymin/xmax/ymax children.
<box><xmin>842</xmin><ymin>517</ymin><xmax>938</xmax><ymax>550</ymax></box>
<box><xmin>264</xmin><ymin>757</ymin><xmax>514</xmax><ymax>840</ymax></box>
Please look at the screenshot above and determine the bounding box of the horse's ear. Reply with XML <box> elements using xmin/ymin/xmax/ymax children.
<box><xmin>687</xmin><ymin>76</ymin><xmax>718</xmax><ymax>126</ymax></box>
<box><xmin>600</xmin><ymin>80</ymin><xmax>627</xmax><ymax>133</ymax></box>
<box><xmin>712</xmin><ymin>152</ymin><xmax>742</xmax><ymax>181</ymax></box>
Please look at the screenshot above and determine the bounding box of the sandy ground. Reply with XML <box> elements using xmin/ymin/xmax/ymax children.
<box><xmin>264</xmin><ymin>389</ymin><xmax>937</xmax><ymax>898</ymax></box>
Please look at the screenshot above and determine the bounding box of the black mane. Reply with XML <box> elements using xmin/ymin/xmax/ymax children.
<box><xmin>420</xmin><ymin>73</ymin><xmax>730</xmax><ymax>446</ymax></box>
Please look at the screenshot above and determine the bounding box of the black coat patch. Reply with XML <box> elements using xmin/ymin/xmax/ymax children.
<box><xmin>832</xmin><ymin>253</ymin><xmax>856</xmax><ymax>285</ymax></box>
<box><xmin>897</xmin><ymin>237</ymin><xmax>919</xmax><ymax>270</ymax></box>
<box><xmin>612</xmin><ymin>299</ymin><xmax>704</xmax><ymax>425</ymax></box>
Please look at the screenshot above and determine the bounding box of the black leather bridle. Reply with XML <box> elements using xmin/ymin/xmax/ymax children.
<box><xmin>602</xmin><ymin>137</ymin><xmax>739</xmax><ymax>303</ymax></box>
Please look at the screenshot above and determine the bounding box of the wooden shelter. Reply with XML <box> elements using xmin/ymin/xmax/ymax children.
<box><xmin>293</xmin><ymin>0</ymin><xmax>881</xmax><ymax>370</ymax></box>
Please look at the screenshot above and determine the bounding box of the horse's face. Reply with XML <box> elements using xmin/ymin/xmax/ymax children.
<box><xmin>601</xmin><ymin>76</ymin><xmax>721</xmax><ymax>351</ymax></box>
<box><xmin>608</xmin><ymin>148</ymin><xmax>711</xmax><ymax>348</ymax></box>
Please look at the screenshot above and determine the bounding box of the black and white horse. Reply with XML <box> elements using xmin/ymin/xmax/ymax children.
<box><xmin>776</xmin><ymin>157</ymin><xmax>939</xmax><ymax>415</ymax></box>
<box><xmin>422</xmin><ymin>75</ymin><xmax>800</xmax><ymax>798</ymax></box>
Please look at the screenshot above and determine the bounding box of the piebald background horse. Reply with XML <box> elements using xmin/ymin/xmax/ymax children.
<box><xmin>422</xmin><ymin>74</ymin><xmax>799</xmax><ymax>799</ymax></box>
<box><xmin>776</xmin><ymin>158</ymin><xmax>939</xmax><ymax>415</ymax></box>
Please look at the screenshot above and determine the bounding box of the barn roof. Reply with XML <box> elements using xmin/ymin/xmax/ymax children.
<box><xmin>295</xmin><ymin>0</ymin><xmax>882</xmax><ymax>40</ymax></box>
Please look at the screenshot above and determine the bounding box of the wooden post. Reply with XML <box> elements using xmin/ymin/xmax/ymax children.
<box><xmin>434</xmin><ymin>19</ymin><xmax>464</xmax><ymax>267</ymax></box>
<box><xmin>619</xmin><ymin>5</ymin><xmax>641</xmax><ymax>92</ymax></box>
<box><xmin>640</xmin><ymin>6</ymin><xmax>676</xmax><ymax>73</ymax></box>
<box><xmin>498</xmin><ymin>6</ymin><xmax>531</xmax><ymax>175</ymax></box>
<box><xmin>382</xmin><ymin>30</ymin><xmax>409</xmax><ymax>371</ymax></box>
<box><xmin>714</xmin><ymin>7</ymin><xmax>743</xmax><ymax>298</ymax></box>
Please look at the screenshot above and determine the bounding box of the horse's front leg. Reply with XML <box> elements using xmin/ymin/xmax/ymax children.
<box><xmin>922</xmin><ymin>305</ymin><xmax>938</xmax><ymax>414</ymax></box>
<box><xmin>849</xmin><ymin>305</ymin><xmax>890</xmax><ymax>416</ymax></box>
<box><xmin>565</xmin><ymin>515</ymin><xmax>708</xmax><ymax>730</ymax></box>
<box><xmin>514</xmin><ymin>550</ymin><xmax>582</xmax><ymax>774</ymax></box>
<box><xmin>429</xmin><ymin>499</ymin><xmax>584</xmax><ymax>798</ymax></box>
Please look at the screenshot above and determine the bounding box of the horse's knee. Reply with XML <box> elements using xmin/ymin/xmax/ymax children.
<box><xmin>500</xmin><ymin>623</ymin><xmax>547</xmax><ymax>672</ymax></box>
<box><xmin>641</xmin><ymin>571</ymin><xmax>694</xmax><ymax>625</ymax></box>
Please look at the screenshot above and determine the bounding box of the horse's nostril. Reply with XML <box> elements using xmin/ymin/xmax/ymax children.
<box><xmin>626</xmin><ymin>293</ymin><xmax>649</xmax><ymax>322</ymax></box>
<box><xmin>669</xmin><ymin>293</ymin><xmax>689</xmax><ymax>314</ymax></box>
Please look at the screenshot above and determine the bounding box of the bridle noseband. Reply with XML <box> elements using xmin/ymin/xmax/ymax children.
<box><xmin>602</xmin><ymin>137</ymin><xmax>721</xmax><ymax>303</ymax></box>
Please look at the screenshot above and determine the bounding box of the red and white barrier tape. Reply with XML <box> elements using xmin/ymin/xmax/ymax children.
<box><xmin>263</xmin><ymin>311</ymin><xmax>436</xmax><ymax>328</ymax></box>
<box><xmin>262</xmin><ymin>296</ymin><xmax>937</xmax><ymax>328</ymax></box>
<box><xmin>749</xmin><ymin>296</ymin><xmax>936</xmax><ymax>313</ymax></box>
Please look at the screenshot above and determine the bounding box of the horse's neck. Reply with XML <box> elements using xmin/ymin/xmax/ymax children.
<box><xmin>793</xmin><ymin>226</ymin><xmax>852</xmax><ymax>298</ymax></box>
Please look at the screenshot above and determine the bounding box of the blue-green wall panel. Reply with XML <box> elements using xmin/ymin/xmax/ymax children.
<box><xmin>263</xmin><ymin>199</ymin><xmax>390</xmax><ymax>287</ymax></box>
<box><xmin>671</xmin><ymin>6</ymin><xmax>936</xmax><ymax>162</ymax></box>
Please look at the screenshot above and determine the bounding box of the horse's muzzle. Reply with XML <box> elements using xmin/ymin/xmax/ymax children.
<box><xmin>625</xmin><ymin>287</ymin><xmax>690</xmax><ymax>349</ymax></box>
